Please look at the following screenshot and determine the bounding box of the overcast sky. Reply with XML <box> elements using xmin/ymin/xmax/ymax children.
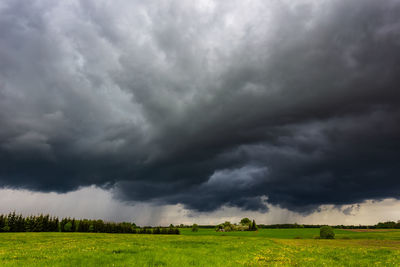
<box><xmin>1</xmin><ymin>0</ymin><xmax>400</xmax><ymax>225</ymax></box>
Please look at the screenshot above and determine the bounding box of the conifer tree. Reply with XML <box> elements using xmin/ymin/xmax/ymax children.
<box><xmin>71</xmin><ymin>219</ymin><xmax>76</xmax><ymax>232</ymax></box>
<box><xmin>0</xmin><ymin>215</ymin><xmax>5</xmax><ymax>232</ymax></box>
<box><xmin>8</xmin><ymin>212</ymin><xmax>16</xmax><ymax>232</ymax></box>
<box><xmin>54</xmin><ymin>217</ymin><xmax>60</xmax><ymax>232</ymax></box>
<box><xmin>251</xmin><ymin>220</ymin><xmax>257</xmax><ymax>231</ymax></box>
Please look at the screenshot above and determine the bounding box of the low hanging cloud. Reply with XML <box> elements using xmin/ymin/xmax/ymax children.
<box><xmin>0</xmin><ymin>0</ymin><xmax>400</xmax><ymax>213</ymax></box>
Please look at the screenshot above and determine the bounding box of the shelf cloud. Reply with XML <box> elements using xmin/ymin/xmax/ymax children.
<box><xmin>1</xmin><ymin>0</ymin><xmax>400</xmax><ymax>213</ymax></box>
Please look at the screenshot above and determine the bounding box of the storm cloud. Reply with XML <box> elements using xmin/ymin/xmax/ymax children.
<box><xmin>1</xmin><ymin>0</ymin><xmax>400</xmax><ymax>213</ymax></box>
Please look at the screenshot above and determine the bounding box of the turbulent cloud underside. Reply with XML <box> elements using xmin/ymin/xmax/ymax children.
<box><xmin>0</xmin><ymin>0</ymin><xmax>400</xmax><ymax>212</ymax></box>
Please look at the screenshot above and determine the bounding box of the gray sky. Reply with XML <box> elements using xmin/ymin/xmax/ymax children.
<box><xmin>1</xmin><ymin>0</ymin><xmax>400</xmax><ymax>224</ymax></box>
<box><xmin>1</xmin><ymin>186</ymin><xmax>399</xmax><ymax>226</ymax></box>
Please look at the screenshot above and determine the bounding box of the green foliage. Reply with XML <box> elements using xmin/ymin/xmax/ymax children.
<box><xmin>215</xmin><ymin>219</ymin><xmax>259</xmax><ymax>232</ymax></box>
<box><xmin>240</xmin><ymin>218</ymin><xmax>251</xmax><ymax>226</ymax></box>
<box><xmin>376</xmin><ymin>221</ymin><xmax>400</xmax><ymax>229</ymax></box>
<box><xmin>320</xmin><ymin>226</ymin><xmax>335</xmax><ymax>239</ymax></box>
<box><xmin>192</xmin><ymin>224</ymin><xmax>199</xmax><ymax>232</ymax></box>
<box><xmin>64</xmin><ymin>222</ymin><xmax>73</xmax><ymax>232</ymax></box>
<box><xmin>215</xmin><ymin>221</ymin><xmax>234</xmax><ymax>232</ymax></box>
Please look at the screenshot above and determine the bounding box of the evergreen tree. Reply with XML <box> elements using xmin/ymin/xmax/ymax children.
<box><xmin>25</xmin><ymin>216</ymin><xmax>32</xmax><ymax>232</ymax></box>
<box><xmin>0</xmin><ymin>215</ymin><xmax>5</xmax><ymax>232</ymax></box>
<box><xmin>71</xmin><ymin>219</ymin><xmax>76</xmax><ymax>232</ymax></box>
<box><xmin>60</xmin><ymin>218</ymin><xmax>68</xmax><ymax>232</ymax></box>
<box><xmin>54</xmin><ymin>217</ymin><xmax>60</xmax><ymax>232</ymax></box>
<box><xmin>43</xmin><ymin>215</ymin><xmax>50</xmax><ymax>232</ymax></box>
<box><xmin>37</xmin><ymin>214</ymin><xmax>44</xmax><ymax>232</ymax></box>
<box><xmin>153</xmin><ymin>227</ymin><xmax>161</xmax><ymax>234</ymax></box>
<box><xmin>251</xmin><ymin>220</ymin><xmax>257</xmax><ymax>231</ymax></box>
<box><xmin>7</xmin><ymin>212</ymin><xmax>16</xmax><ymax>232</ymax></box>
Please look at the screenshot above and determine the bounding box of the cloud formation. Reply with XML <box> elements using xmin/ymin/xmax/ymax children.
<box><xmin>1</xmin><ymin>0</ymin><xmax>400</xmax><ymax>212</ymax></box>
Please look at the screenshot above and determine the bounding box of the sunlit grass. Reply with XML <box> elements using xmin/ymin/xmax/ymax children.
<box><xmin>0</xmin><ymin>229</ymin><xmax>399</xmax><ymax>266</ymax></box>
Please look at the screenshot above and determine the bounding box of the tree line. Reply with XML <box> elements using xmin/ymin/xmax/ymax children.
<box><xmin>0</xmin><ymin>212</ymin><xmax>179</xmax><ymax>234</ymax></box>
<box><xmin>257</xmin><ymin>221</ymin><xmax>400</xmax><ymax>229</ymax></box>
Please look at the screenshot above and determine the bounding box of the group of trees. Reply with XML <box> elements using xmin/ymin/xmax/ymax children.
<box><xmin>0</xmin><ymin>212</ymin><xmax>179</xmax><ymax>234</ymax></box>
<box><xmin>375</xmin><ymin>221</ymin><xmax>400</xmax><ymax>229</ymax></box>
<box><xmin>0</xmin><ymin>213</ymin><xmax>58</xmax><ymax>232</ymax></box>
<box><xmin>258</xmin><ymin>221</ymin><xmax>400</xmax><ymax>229</ymax></box>
<box><xmin>214</xmin><ymin>218</ymin><xmax>258</xmax><ymax>232</ymax></box>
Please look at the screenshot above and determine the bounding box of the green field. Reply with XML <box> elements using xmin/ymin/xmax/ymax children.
<box><xmin>1</xmin><ymin>229</ymin><xmax>400</xmax><ymax>266</ymax></box>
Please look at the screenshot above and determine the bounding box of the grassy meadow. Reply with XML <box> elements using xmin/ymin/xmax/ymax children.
<box><xmin>1</xmin><ymin>229</ymin><xmax>400</xmax><ymax>266</ymax></box>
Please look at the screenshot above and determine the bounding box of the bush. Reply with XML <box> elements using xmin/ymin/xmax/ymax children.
<box><xmin>64</xmin><ymin>222</ymin><xmax>73</xmax><ymax>232</ymax></box>
<box><xmin>192</xmin><ymin>224</ymin><xmax>199</xmax><ymax>232</ymax></box>
<box><xmin>320</xmin><ymin>226</ymin><xmax>335</xmax><ymax>239</ymax></box>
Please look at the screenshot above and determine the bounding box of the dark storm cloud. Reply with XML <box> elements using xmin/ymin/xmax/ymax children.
<box><xmin>1</xmin><ymin>0</ymin><xmax>400</xmax><ymax>212</ymax></box>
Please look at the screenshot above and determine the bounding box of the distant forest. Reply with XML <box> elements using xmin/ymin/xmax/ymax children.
<box><xmin>0</xmin><ymin>212</ymin><xmax>179</xmax><ymax>234</ymax></box>
<box><xmin>256</xmin><ymin>221</ymin><xmax>400</xmax><ymax>229</ymax></box>
<box><xmin>181</xmin><ymin>221</ymin><xmax>400</xmax><ymax>230</ymax></box>
<box><xmin>0</xmin><ymin>212</ymin><xmax>399</xmax><ymax>233</ymax></box>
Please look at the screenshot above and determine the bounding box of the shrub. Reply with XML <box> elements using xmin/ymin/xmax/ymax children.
<box><xmin>320</xmin><ymin>226</ymin><xmax>335</xmax><ymax>239</ymax></box>
<box><xmin>192</xmin><ymin>224</ymin><xmax>199</xmax><ymax>232</ymax></box>
<box><xmin>224</xmin><ymin>225</ymin><xmax>232</xmax><ymax>232</ymax></box>
<box><xmin>215</xmin><ymin>224</ymin><xmax>223</xmax><ymax>232</ymax></box>
<box><xmin>64</xmin><ymin>222</ymin><xmax>72</xmax><ymax>232</ymax></box>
